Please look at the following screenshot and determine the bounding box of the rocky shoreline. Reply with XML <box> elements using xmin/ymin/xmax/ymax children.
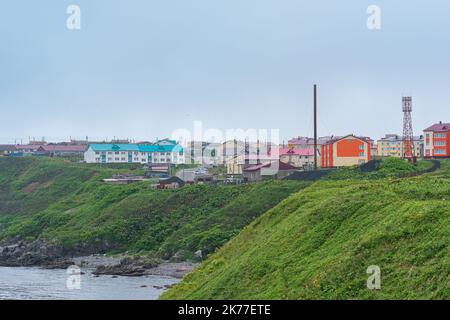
<box><xmin>0</xmin><ymin>240</ymin><xmax>197</xmax><ymax>278</ymax></box>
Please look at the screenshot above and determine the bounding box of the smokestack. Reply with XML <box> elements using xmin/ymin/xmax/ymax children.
<box><xmin>314</xmin><ymin>84</ymin><xmax>318</xmax><ymax>170</ymax></box>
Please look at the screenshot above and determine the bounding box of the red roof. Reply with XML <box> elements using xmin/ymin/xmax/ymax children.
<box><xmin>244</xmin><ymin>160</ymin><xmax>297</xmax><ymax>172</ymax></box>
<box><xmin>15</xmin><ymin>145</ymin><xmax>42</xmax><ymax>151</ymax></box>
<box><xmin>38</xmin><ymin>145</ymin><xmax>87</xmax><ymax>152</ymax></box>
<box><xmin>424</xmin><ymin>122</ymin><xmax>450</xmax><ymax>132</ymax></box>
<box><xmin>278</xmin><ymin>147</ymin><xmax>314</xmax><ymax>156</ymax></box>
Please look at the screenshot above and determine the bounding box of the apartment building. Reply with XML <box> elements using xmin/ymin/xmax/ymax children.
<box><xmin>321</xmin><ymin>135</ymin><xmax>372</xmax><ymax>168</ymax></box>
<box><xmin>84</xmin><ymin>142</ymin><xmax>185</xmax><ymax>164</ymax></box>
<box><xmin>377</xmin><ymin>134</ymin><xmax>423</xmax><ymax>158</ymax></box>
<box><xmin>423</xmin><ymin>122</ymin><xmax>450</xmax><ymax>157</ymax></box>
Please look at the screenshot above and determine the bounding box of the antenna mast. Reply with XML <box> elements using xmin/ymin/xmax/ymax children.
<box><xmin>402</xmin><ymin>96</ymin><xmax>415</xmax><ymax>161</ymax></box>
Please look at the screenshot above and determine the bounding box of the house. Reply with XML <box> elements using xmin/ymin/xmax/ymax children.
<box><xmin>146</xmin><ymin>163</ymin><xmax>172</xmax><ymax>178</ymax></box>
<box><xmin>176</xmin><ymin>167</ymin><xmax>214</xmax><ymax>184</ymax></box>
<box><xmin>377</xmin><ymin>134</ymin><xmax>423</xmax><ymax>158</ymax></box>
<box><xmin>0</xmin><ymin>145</ymin><xmax>18</xmax><ymax>156</ymax></box>
<box><xmin>243</xmin><ymin>160</ymin><xmax>297</xmax><ymax>182</ymax></box>
<box><xmin>226</xmin><ymin>153</ymin><xmax>274</xmax><ymax>177</ymax></box>
<box><xmin>423</xmin><ymin>122</ymin><xmax>450</xmax><ymax>157</ymax></box>
<box><xmin>84</xmin><ymin>143</ymin><xmax>185</xmax><ymax>164</ymax></box>
<box><xmin>158</xmin><ymin>176</ymin><xmax>185</xmax><ymax>189</ymax></box>
<box><xmin>321</xmin><ymin>134</ymin><xmax>372</xmax><ymax>168</ymax></box>
<box><xmin>279</xmin><ymin>147</ymin><xmax>315</xmax><ymax>169</ymax></box>
<box><xmin>15</xmin><ymin>144</ymin><xmax>43</xmax><ymax>156</ymax></box>
<box><xmin>35</xmin><ymin>145</ymin><xmax>87</xmax><ymax>157</ymax></box>
<box><xmin>225</xmin><ymin>140</ymin><xmax>279</xmax><ymax>176</ymax></box>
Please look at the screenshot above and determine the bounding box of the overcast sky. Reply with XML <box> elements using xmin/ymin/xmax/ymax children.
<box><xmin>1</xmin><ymin>0</ymin><xmax>449</xmax><ymax>144</ymax></box>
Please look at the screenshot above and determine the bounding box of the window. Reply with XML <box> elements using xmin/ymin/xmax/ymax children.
<box><xmin>95</xmin><ymin>152</ymin><xmax>100</xmax><ymax>155</ymax></box>
<box><xmin>359</xmin><ymin>152</ymin><xmax>365</xmax><ymax>157</ymax></box>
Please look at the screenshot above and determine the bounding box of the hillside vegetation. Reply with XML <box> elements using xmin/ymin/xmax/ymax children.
<box><xmin>163</xmin><ymin>159</ymin><xmax>449</xmax><ymax>299</ymax></box>
<box><xmin>0</xmin><ymin>157</ymin><xmax>309</xmax><ymax>260</ymax></box>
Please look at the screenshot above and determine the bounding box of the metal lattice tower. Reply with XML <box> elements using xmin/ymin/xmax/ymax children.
<box><xmin>402</xmin><ymin>97</ymin><xmax>414</xmax><ymax>159</ymax></box>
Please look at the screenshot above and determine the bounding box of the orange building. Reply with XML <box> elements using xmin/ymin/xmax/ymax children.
<box><xmin>321</xmin><ymin>135</ymin><xmax>372</xmax><ymax>168</ymax></box>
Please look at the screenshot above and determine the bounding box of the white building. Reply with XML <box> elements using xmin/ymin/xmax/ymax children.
<box><xmin>84</xmin><ymin>143</ymin><xmax>185</xmax><ymax>165</ymax></box>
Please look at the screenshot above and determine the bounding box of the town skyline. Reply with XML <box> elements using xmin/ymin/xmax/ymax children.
<box><xmin>1</xmin><ymin>1</ymin><xmax>450</xmax><ymax>143</ymax></box>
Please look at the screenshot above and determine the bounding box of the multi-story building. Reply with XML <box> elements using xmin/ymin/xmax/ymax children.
<box><xmin>321</xmin><ymin>134</ymin><xmax>372</xmax><ymax>168</ymax></box>
<box><xmin>84</xmin><ymin>142</ymin><xmax>185</xmax><ymax>164</ymax></box>
<box><xmin>184</xmin><ymin>141</ymin><xmax>223</xmax><ymax>166</ymax></box>
<box><xmin>278</xmin><ymin>147</ymin><xmax>315</xmax><ymax>169</ymax></box>
<box><xmin>423</xmin><ymin>122</ymin><xmax>450</xmax><ymax>157</ymax></box>
<box><xmin>377</xmin><ymin>134</ymin><xmax>423</xmax><ymax>158</ymax></box>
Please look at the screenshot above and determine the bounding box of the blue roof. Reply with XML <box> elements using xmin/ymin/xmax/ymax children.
<box><xmin>138</xmin><ymin>144</ymin><xmax>183</xmax><ymax>152</ymax></box>
<box><xmin>89</xmin><ymin>144</ymin><xmax>140</xmax><ymax>152</ymax></box>
<box><xmin>89</xmin><ymin>144</ymin><xmax>183</xmax><ymax>153</ymax></box>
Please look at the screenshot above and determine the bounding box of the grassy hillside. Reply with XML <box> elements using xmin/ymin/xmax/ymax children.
<box><xmin>0</xmin><ymin>157</ymin><xmax>308</xmax><ymax>260</ymax></box>
<box><xmin>163</xmin><ymin>160</ymin><xmax>450</xmax><ymax>299</ymax></box>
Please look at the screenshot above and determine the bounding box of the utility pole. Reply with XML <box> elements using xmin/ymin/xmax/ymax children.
<box><xmin>314</xmin><ymin>84</ymin><xmax>318</xmax><ymax>170</ymax></box>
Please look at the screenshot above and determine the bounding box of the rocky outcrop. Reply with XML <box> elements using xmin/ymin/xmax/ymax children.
<box><xmin>92</xmin><ymin>256</ymin><xmax>159</xmax><ymax>277</ymax></box>
<box><xmin>88</xmin><ymin>256</ymin><xmax>197</xmax><ymax>278</ymax></box>
<box><xmin>0</xmin><ymin>240</ymin><xmax>197</xmax><ymax>278</ymax></box>
<box><xmin>0</xmin><ymin>240</ymin><xmax>73</xmax><ymax>268</ymax></box>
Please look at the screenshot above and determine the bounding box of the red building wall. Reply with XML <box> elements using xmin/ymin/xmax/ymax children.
<box><xmin>432</xmin><ymin>131</ymin><xmax>450</xmax><ymax>157</ymax></box>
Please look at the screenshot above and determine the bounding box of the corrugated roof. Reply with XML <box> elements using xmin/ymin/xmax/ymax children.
<box><xmin>279</xmin><ymin>147</ymin><xmax>314</xmax><ymax>156</ymax></box>
<box><xmin>38</xmin><ymin>145</ymin><xmax>87</xmax><ymax>152</ymax></box>
<box><xmin>424</xmin><ymin>122</ymin><xmax>450</xmax><ymax>132</ymax></box>
<box><xmin>15</xmin><ymin>145</ymin><xmax>42</xmax><ymax>151</ymax></box>
<box><xmin>89</xmin><ymin>144</ymin><xmax>140</xmax><ymax>152</ymax></box>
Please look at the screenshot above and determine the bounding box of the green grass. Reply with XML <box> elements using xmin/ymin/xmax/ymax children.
<box><xmin>324</xmin><ymin>158</ymin><xmax>434</xmax><ymax>181</ymax></box>
<box><xmin>0</xmin><ymin>157</ymin><xmax>308</xmax><ymax>260</ymax></box>
<box><xmin>162</xmin><ymin>159</ymin><xmax>450</xmax><ymax>300</ymax></box>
